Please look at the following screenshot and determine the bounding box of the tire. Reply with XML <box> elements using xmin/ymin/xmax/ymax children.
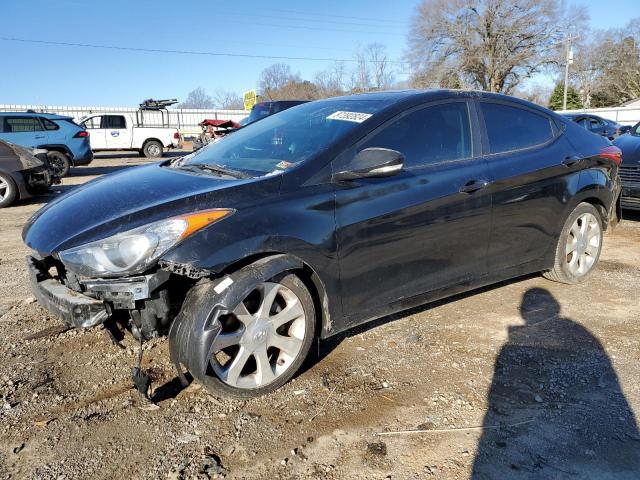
<box><xmin>47</xmin><ymin>151</ymin><xmax>71</xmax><ymax>177</ymax></box>
<box><xmin>143</xmin><ymin>140</ymin><xmax>163</xmax><ymax>158</ymax></box>
<box><xmin>202</xmin><ymin>272</ymin><xmax>316</xmax><ymax>399</ymax></box>
<box><xmin>0</xmin><ymin>173</ymin><xmax>18</xmax><ymax>208</ymax></box>
<box><xmin>543</xmin><ymin>202</ymin><xmax>604</xmax><ymax>284</ymax></box>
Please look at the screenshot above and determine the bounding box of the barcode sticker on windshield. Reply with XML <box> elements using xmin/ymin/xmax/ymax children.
<box><xmin>326</xmin><ymin>111</ymin><xmax>372</xmax><ymax>123</ymax></box>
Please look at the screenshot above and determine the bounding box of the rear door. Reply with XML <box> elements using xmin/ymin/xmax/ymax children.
<box><xmin>334</xmin><ymin>100</ymin><xmax>491</xmax><ymax>320</ymax></box>
<box><xmin>102</xmin><ymin>115</ymin><xmax>131</xmax><ymax>149</ymax></box>
<box><xmin>80</xmin><ymin>116</ymin><xmax>107</xmax><ymax>149</ymax></box>
<box><xmin>0</xmin><ymin>116</ymin><xmax>48</xmax><ymax>148</ymax></box>
<box><xmin>478</xmin><ymin>100</ymin><xmax>572</xmax><ymax>271</ymax></box>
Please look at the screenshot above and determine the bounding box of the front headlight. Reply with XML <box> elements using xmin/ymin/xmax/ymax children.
<box><xmin>59</xmin><ymin>209</ymin><xmax>233</xmax><ymax>277</ymax></box>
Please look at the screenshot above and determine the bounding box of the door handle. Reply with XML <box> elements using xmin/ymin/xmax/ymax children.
<box><xmin>562</xmin><ymin>155</ymin><xmax>583</xmax><ymax>167</ymax></box>
<box><xmin>34</xmin><ymin>135</ymin><xmax>45</xmax><ymax>139</ymax></box>
<box><xmin>459</xmin><ymin>179</ymin><xmax>489</xmax><ymax>193</ymax></box>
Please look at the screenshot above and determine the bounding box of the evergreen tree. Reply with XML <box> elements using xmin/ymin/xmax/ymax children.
<box><xmin>548</xmin><ymin>83</ymin><xmax>583</xmax><ymax>110</ymax></box>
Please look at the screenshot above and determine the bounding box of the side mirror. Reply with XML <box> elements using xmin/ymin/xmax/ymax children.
<box><xmin>333</xmin><ymin>147</ymin><xmax>404</xmax><ymax>181</ymax></box>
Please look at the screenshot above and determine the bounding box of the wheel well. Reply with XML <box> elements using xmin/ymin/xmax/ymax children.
<box><xmin>39</xmin><ymin>145</ymin><xmax>70</xmax><ymax>156</ymax></box>
<box><xmin>142</xmin><ymin>138</ymin><xmax>164</xmax><ymax>149</ymax></box>
<box><xmin>218</xmin><ymin>252</ymin><xmax>331</xmax><ymax>339</ymax></box>
<box><xmin>581</xmin><ymin>197</ymin><xmax>609</xmax><ymax>230</ymax></box>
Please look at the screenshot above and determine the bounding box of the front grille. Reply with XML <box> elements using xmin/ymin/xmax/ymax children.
<box><xmin>619</xmin><ymin>165</ymin><xmax>640</xmax><ymax>184</ymax></box>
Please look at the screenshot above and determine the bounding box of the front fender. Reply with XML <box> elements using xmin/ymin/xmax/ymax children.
<box><xmin>168</xmin><ymin>254</ymin><xmax>304</xmax><ymax>388</ymax></box>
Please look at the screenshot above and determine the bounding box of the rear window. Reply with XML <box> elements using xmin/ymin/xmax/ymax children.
<box><xmin>248</xmin><ymin>104</ymin><xmax>272</xmax><ymax>123</ymax></box>
<box><xmin>103</xmin><ymin>115</ymin><xmax>126</xmax><ymax>129</ymax></box>
<box><xmin>481</xmin><ymin>103</ymin><xmax>553</xmax><ymax>154</ymax></box>
<box><xmin>42</xmin><ymin>118</ymin><xmax>59</xmax><ymax>130</ymax></box>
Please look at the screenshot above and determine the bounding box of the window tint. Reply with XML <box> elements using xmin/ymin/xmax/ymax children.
<box><xmin>481</xmin><ymin>103</ymin><xmax>553</xmax><ymax>154</ymax></box>
<box><xmin>42</xmin><ymin>118</ymin><xmax>59</xmax><ymax>131</ymax></box>
<box><xmin>104</xmin><ymin>115</ymin><xmax>126</xmax><ymax>129</ymax></box>
<box><xmin>3</xmin><ymin>116</ymin><xmax>43</xmax><ymax>133</ymax></box>
<box><xmin>83</xmin><ymin>116</ymin><xmax>102</xmax><ymax>129</ymax></box>
<box><xmin>359</xmin><ymin>102</ymin><xmax>472</xmax><ymax>168</ymax></box>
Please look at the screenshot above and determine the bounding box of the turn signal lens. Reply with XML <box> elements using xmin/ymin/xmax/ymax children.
<box><xmin>178</xmin><ymin>209</ymin><xmax>235</xmax><ymax>240</ymax></box>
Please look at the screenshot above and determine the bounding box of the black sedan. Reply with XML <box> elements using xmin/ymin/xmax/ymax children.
<box><xmin>614</xmin><ymin>122</ymin><xmax>640</xmax><ymax>210</ymax></box>
<box><xmin>563</xmin><ymin>113</ymin><xmax>631</xmax><ymax>140</ymax></box>
<box><xmin>23</xmin><ymin>90</ymin><xmax>621</xmax><ymax>398</ymax></box>
<box><xmin>0</xmin><ymin>140</ymin><xmax>56</xmax><ymax>208</ymax></box>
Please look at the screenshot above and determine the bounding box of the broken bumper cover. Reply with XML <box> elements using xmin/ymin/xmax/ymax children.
<box><xmin>27</xmin><ymin>256</ymin><xmax>109</xmax><ymax>328</ymax></box>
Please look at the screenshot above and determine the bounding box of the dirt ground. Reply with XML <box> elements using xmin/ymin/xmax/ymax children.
<box><xmin>1</xmin><ymin>153</ymin><xmax>639</xmax><ymax>480</ymax></box>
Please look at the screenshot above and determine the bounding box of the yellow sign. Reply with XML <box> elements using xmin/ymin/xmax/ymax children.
<box><xmin>243</xmin><ymin>90</ymin><xmax>257</xmax><ymax>111</ymax></box>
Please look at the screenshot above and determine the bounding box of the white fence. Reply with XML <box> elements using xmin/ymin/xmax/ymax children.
<box><xmin>0</xmin><ymin>104</ymin><xmax>248</xmax><ymax>137</ymax></box>
<box><xmin>558</xmin><ymin>106</ymin><xmax>640</xmax><ymax>126</ymax></box>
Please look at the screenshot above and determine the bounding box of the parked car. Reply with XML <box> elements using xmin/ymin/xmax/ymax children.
<box><xmin>0</xmin><ymin>140</ymin><xmax>57</xmax><ymax>208</ymax></box>
<box><xmin>23</xmin><ymin>90</ymin><xmax>621</xmax><ymax>399</ymax></box>
<box><xmin>562</xmin><ymin>113</ymin><xmax>631</xmax><ymax>140</ymax></box>
<box><xmin>613</xmin><ymin>121</ymin><xmax>640</xmax><ymax>210</ymax></box>
<box><xmin>0</xmin><ymin>112</ymin><xmax>93</xmax><ymax>177</ymax></box>
<box><xmin>246</xmin><ymin>100</ymin><xmax>309</xmax><ymax>125</ymax></box>
<box><xmin>77</xmin><ymin>112</ymin><xmax>181</xmax><ymax>158</ymax></box>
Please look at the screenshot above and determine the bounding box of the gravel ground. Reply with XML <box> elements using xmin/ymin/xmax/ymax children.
<box><xmin>1</xmin><ymin>153</ymin><xmax>639</xmax><ymax>479</ymax></box>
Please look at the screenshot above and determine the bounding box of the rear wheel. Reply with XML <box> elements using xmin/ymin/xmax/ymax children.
<box><xmin>203</xmin><ymin>273</ymin><xmax>315</xmax><ymax>399</ymax></box>
<box><xmin>544</xmin><ymin>202</ymin><xmax>603</xmax><ymax>284</ymax></box>
<box><xmin>143</xmin><ymin>140</ymin><xmax>163</xmax><ymax>158</ymax></box>
<box><xmin>0</xmin><ymin>173</ymin><xmax>18</xmax><ymax>208</ymax></box>
<box><xmin>47</xmin><ymin>151</ymin><xmax>71</xmax><ymax>177</ymax></box>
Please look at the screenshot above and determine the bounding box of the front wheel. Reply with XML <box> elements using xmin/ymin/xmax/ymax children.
<box><xmin>203</xmin><ymin>273</ymin><xmax>315</xmax><ymax>399</ymax></box>
<box><xmin>47</xmin><ymin>151</ymin><xmax>71</xmax><ymax>177</ymax></box>
<box><xmin>543</xmin><ymin>202</ymin><xmax>604</xmax><ymax>284</ymax></box>
<box><xmin>143</xmin><ymin>140</ymin><xmax>163</xmax><ymax>158</ymax></box>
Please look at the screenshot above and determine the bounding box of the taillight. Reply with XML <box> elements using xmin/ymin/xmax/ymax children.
<box><xmin>600</xmin><ymin>145</ymin><xmax>622</xmax><ymax>165</ymax></box>
<box><xmin>74</xmin><ymin>130</ymin><xmax>89</xmax><ymax>138</ymax></box>
<box><xmin>173</xmin><ymin>132</ymin><xmax>180</xmax><ymax>139</ymax></box>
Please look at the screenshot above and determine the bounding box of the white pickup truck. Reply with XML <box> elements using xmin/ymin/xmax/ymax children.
<box><xmin>78</xmin><ymin>113</ymin><xmax>182</xmax><ymax>158</ymax></box>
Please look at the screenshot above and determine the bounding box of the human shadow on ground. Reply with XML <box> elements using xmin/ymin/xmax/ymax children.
<box><xmin>472</xmin><ymin>287</ymin><xmax>640</xmax><ymax>479</ymax></box>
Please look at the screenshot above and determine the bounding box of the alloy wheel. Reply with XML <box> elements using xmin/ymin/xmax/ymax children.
<box><xmin>0</xmin><ymin>178</ymin><xmax>7</xmax><ymax>201</ymax></box>
<box><xmin>565</xmin><ymin>212</ymin><xmax>601</xmax><ymax>277</ymax></box>
<box><xmin>211</xmin><ymin>282</ymin><xmax>306</xmax><ymax>389</ymax></box>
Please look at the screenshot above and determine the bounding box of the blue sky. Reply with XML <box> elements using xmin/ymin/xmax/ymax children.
<box><xmin>0</xmin><ymin>0</ymin><xmax>636</xmax><ymax>106</ymax></box>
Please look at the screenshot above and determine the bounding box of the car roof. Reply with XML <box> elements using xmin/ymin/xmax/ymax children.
<box><xmin>0</xmin><ymin>111</ymin><xmax>72</xmax><ymax>120</ymax></box>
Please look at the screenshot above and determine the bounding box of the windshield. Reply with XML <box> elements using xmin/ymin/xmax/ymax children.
<box><xmin>176</xmin><ymin>98</ymin><xmax>392</xmax><ymax>176</ymax></box>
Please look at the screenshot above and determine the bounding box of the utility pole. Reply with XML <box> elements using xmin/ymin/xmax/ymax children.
<box><xmin>563</xmin><ymin>35</ymin><xmax>574</xmax><ymax>111</ymax></box>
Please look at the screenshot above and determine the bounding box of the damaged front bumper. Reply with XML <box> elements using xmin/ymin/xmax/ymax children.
<box><xmin>27</xmin><ymin>256</ymin><xmax>109</xmax><ymax>328</ymax></box>
<box><xmin>27</xmin><ymin>256</ymin><xmax>169</xmax><ymax>328</ymax></box>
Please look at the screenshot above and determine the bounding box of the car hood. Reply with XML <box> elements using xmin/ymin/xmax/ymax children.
<box><xmin>23</xmin><ymin>162</ymin><xmax>278</xmax><ymax>254</ymax></box>
<box><xmin>614</xmin><ymin>135</ymin><xmax>640</xmax><ymax>166</ymax></box>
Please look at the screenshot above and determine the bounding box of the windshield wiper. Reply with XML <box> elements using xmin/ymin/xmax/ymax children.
<box><xmin>179</xmin><ymin>163</ymin><xmax>250</xmax><ymax>179</ymax></box>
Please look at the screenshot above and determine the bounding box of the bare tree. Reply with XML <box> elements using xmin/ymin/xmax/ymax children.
<box><xmin>315</xmin><ymin>61</ymin><xmax>347</xmax><ymax>98</ymax></box>
<box><xmin>407</xmin><ymin>0</ymin><xmax>583</xmax><ymax>93</ymax></box>
<box><xmin>179</xmin><ymin>87</ymin><xmax>214</xmax><ymax>109</ymax></box>
<box><xmin>366</xmin><ymin>43</ymin><xmax>395</xmax><ymax>90</ymax></box>
<box><xmin>259</xmin><ymin>64</ymin><xmax>297</xmax><ymax>100</ymax></box>
<box><xmin>212</xmin><ymin>90</ymin><xmax>244</xmax><ymax>110</ymax></box>
<box><xmin>349</xmin><ymin>47</ymin><xmax>371</xmax><ymax>92</ymax></box>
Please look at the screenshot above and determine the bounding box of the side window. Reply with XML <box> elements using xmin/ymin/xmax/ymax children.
<box><xmin>104</xmin><ymin>115</ymin><xmax>126</xmax><ymax>129</ymax></box>
<box><xmin>359</xmin><ymin>102</ymin><xmax>472</xmax><ymax>169</ymax></box>
<box><xmin>481</xmin><ymin>103</ymin><xmax>553</xmax><ymax>154</ymax></box>
<box><xmin>3</xmin><ymin>116</ymin><xmax>44</xmax><ymax>133</ymax></box>
<box><xmin>41</xmin><ymin>118</ymin><xmax>59</xmax><ymax>131</ymax></box>
<box><xmin>589</xmin><ymin>118</ymin><xmax>601</xmax><ymax>130</ymax></box>
<box><xmin>83</xmin><ymin>116</ymin><xmax>102</xmax><ymax>129</ymax></box>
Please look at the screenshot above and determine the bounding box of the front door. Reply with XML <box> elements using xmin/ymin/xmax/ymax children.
<box><xmin>334</xmin><ymin>100</ymin><xmax>492</xmax><ymax>321</ymax></box>
<box><xmin>80</xmin><ymin>115</ymin><xmax>106</xmax><ymax>149</ymax></box>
